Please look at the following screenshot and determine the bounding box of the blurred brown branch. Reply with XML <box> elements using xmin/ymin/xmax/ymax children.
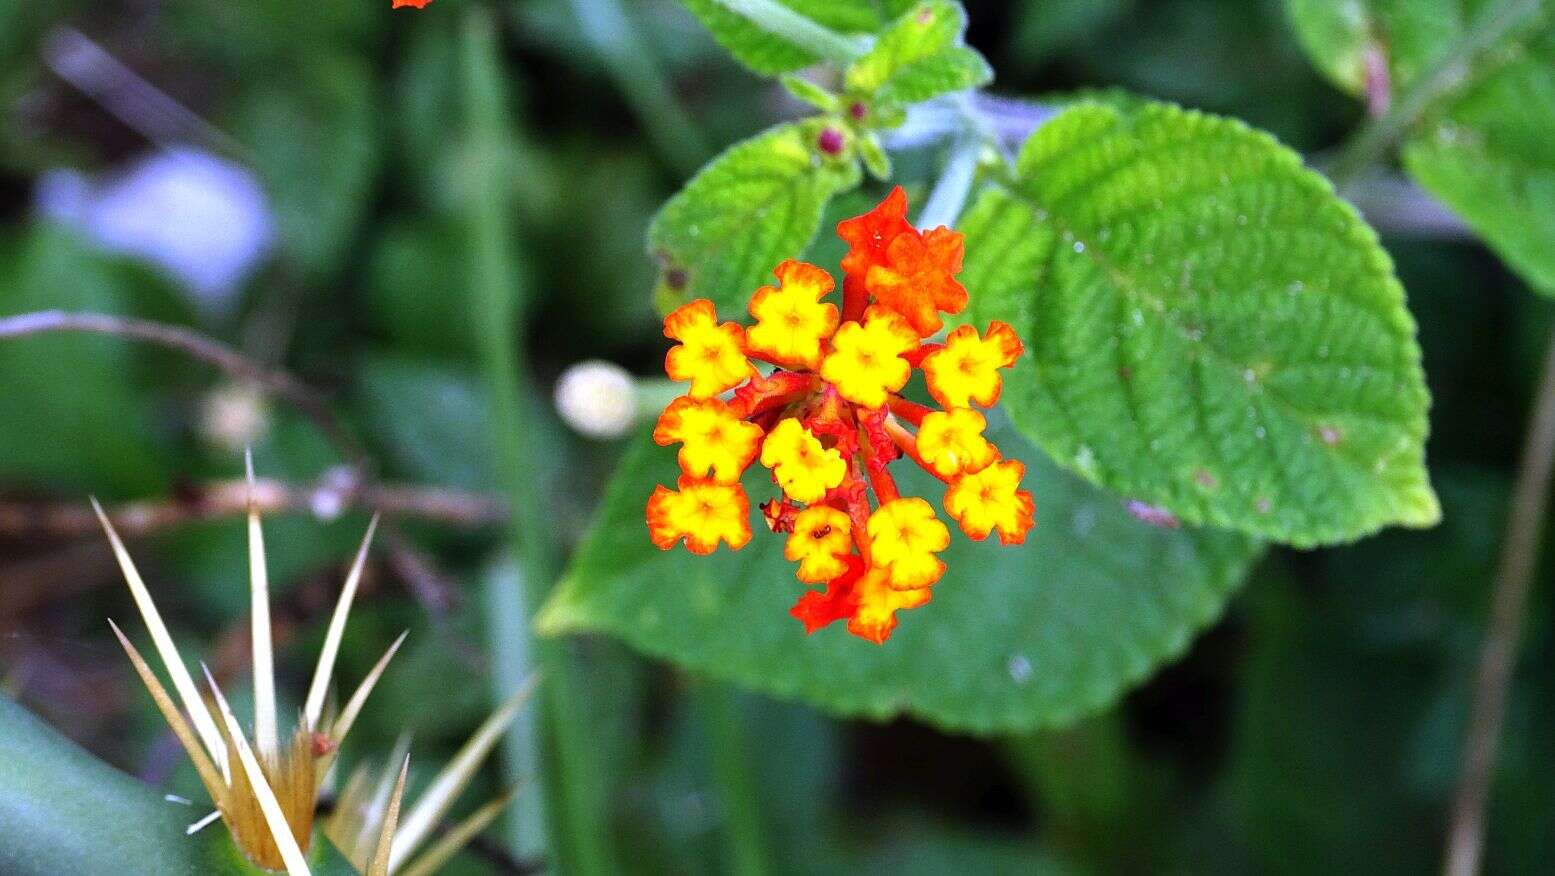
<box><xmin>0</xmin><ymin>472</ymin><xmax>507</xmax><ymax>537</ymax></box>
<box><xmin>0</xmin><ymin>310</ymin><xmax>365</xmax><ymax>462</ymax></box>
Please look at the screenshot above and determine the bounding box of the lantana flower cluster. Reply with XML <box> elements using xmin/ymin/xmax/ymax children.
<box><xmin>647</xmin><ymin>187</ymin><xmax>1034</xmax><ymax>644</ymax></box>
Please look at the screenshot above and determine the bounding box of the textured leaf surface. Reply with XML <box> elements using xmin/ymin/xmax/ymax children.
<box><xmin>1286</xmin><ymin>0</ymin><xmax>1555</xmax><ymax>293</ymax></box>
<box><xmin>0</xmin><ymin>695</ymin><xmax>356</xmax><ymax>875</ymax></box>
<box><xmin>677</xmin><ymin>0</ymin><xmax>892</xmax><ymax>75</ymax></box>
<box><xmin>539</xmin><ymin>415</ymin><xmax>1262</xmax><ymax>735</ymax></box>
<box><xmin>649</xmin><ymin>120</ymin><xmax>861</xmax><ymax>310</ymax></box>
<box><xmin>960</xmin><ymin>101</ymin><xmax>1438</xmax><ymax>546</ymax></box>
<box><xmin>844</xmin><ymin>1</ymin><xmax>991</xmax><ymax>105</ymax></box>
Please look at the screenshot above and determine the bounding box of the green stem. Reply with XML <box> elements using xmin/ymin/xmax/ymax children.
<box><xmin>1326</xmin><ymin>0</ymin><xmax>1544</xmax><ymax>192</ymax></box>
<box><xmin>712</xmin><ymin>0</ymin><xmax>871</xmax><ymax>64</ymax></box>
<box><xmin>698</xmin><ymin>682</ymin><xmax>768</xmax><ymax>876</ymax></box>
<box><xmin>1443</xmin><ymin>320</ymin><xmax>1555</xmax><ymax>876</ymax></box>
<box><xmin>915</xmin><ymin>133</ymin><xmax>980</xmax><ymax>230</ymax></box>
<box><xmin>462</xmin><ymin>11</ymin><xmax>611</xmax><ymax>874</ymax></box>
<box><xmin>567</xmin><ymin>0</ymin><xmax>709</xmax><ymax>175</ymax></box>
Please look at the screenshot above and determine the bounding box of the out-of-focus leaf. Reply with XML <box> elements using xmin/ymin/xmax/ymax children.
<box><xmin>0</xmin><ymin>226</ymin><xmax>171</xmax><ymax>495</ymax></box>
<box><xmin>648</xmin><ymin>119</ymin><xmax>861</xmax><ymax>311</ymax></box>
<box><xmin>0</xmin><ymin>695</ymin><xmax>357</xmax><ymax>875</ymax></box>
<box><xmin>233</xmin><ymin>55</ymin><xmax>379</xmax><ymax>277</ymax></box>
<box><xmin>363</xmin><ymin>221</ymin><xmax>474</xmax><ymax>358</ymax></box>
<box><xmin>355</xmin><ymin>353</ymin><xmax>495</xmax><ymax>491</ymax></box>
<box><xmin>960</xmin><ymin>100</ymin><xmax>1438</xmax><ymax>546</ymax></box>
<box><xmin>1286</xmin><ymin>0</ymin><xmax>1555</xmax><ymax>293</ymax></box>
<box><xmin>1007</xmin><ymin>0</ymin><xmax>1133</xmax><ymax>68</ymax></box>
<box><xmin>539</xmin><ymin>414</ymin><xmax>1262</xmax><ymax>735</ymax></box>
<box><xmin>675</xmin><ymin>0</ymin><xmax>898</xmax><ymax>76</ymax></box>
<box><xmin>843</xmin><ymin>1</ymin><xmax>991</xmax><ymax>106</ymax></box>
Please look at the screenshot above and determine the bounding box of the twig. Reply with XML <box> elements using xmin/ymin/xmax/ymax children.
<box><xmin>1444</xmin><ymin>323</ymin><xmax>1555</xmax><ymax>876</ymax></box>
<box><xmin>1326</xmin><ymin>0</ymin><xmax>1544</xmax><ymax>192</ymax></box>
<box><xmin>0</xmin><ymin>310</ymin><xmax>365</xmax><ymax>463</ymax></box>
<box><xmin>0</xmin><ymin>473</ymin><xmax>506</xmax><ymax>537</ymax></box>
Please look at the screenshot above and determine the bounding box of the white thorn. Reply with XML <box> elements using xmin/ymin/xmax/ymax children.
<box><xmin>203</xmin><ymin>664</ymin><xmax>312</xmax><ymax>876</ymax></box>
<box><xmin>304</xmin><ymin>515</ymin><xmax>379</xmax><ymax>728</ymax></box>
<box><xmin>185</xmin><ymin>809</ymin><xmax>222</xmax><ymax>835</ymax></box>
<box><xmin>246</xmin><ymin>450</ymin><xmax>278</xmax><ymax>759</ymax></box>
<box><xmin>390</xmin><ymin>675</ymin><xmax>538</xmax><ymax>870</ymax></box>
<box><xmin>92</xmin><ymin>498</ymin><xmax>230</xmax><ymax>782</ymax></box>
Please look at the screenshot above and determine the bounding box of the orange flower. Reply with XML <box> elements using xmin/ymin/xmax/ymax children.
<box><xmin>820</xmin><ymin>306</ymin><xmax>917</xmax><ymax>409</ymax></box>
<box><xmin>746</xmin><ymin>260</ymin><xmax>839</xmax><ymax>369</ymax></box>
<box><xmin>848</xmin><ymin>564</ymin><xmax>933</xmax><ymax>645</ymax></box>
<box><xmin>648</xmin><ymin>188</ymin><xmax>1034</xmax><ymax>643</ymax></box>
<box><xmin>865</xmin><ymin>226</ymin><xmax>967</xmax><ymax>336</ymax></box>
<box><xmin>945</xmin><ymin>459</ymin><xmax>1036</xmax><ymax>545</ymax></box>
<box><xmin>647</xmin><ymin>477</ymin><xmax>752</xmax><ymax>555</ymax></box>
<box><xmin>837</xmin><ymin>186</ymin><xmax>912</xmax><ymax>306</ymax></box>
<box><xmin>866</xmin><ymin>497</ymin><xmax>951</xmax><ymax>589</ymax></box>
<box><xmin>760</xmin><ymin>419</ymin><xmax>847</xmax><ymax>504</ymax></box>
<box><xmin>915</xmin><ymin>408</ymin><xmax>996</xmax><ymax>478</ymax></box>
<box><xmin>790</xmin><ymin>554</ymin><xmax>865</xmax><ymax>635</ymax></box>
<box><xmin>654</xmin><ymin>396</ymin><xmax>763</xmax><ymax>483</ymax></box>
<box><xmin>784</xmin><ymin>506</ymin><xmax>852</xmax><ymax>582</ymax></box>
<box><xmin>393</xmin><ymin>0</ymin><xmax>432</xmax><ymax>7</ymax></box>
<box><xmin>922</xmin><ymin>321</ymin><xmax>1023</xmax><ymax>408</ymax></box>
<box><xmin>663</xmin><ymin>299</ymin><xmax>755</xmax><ymax>399</ymax></box>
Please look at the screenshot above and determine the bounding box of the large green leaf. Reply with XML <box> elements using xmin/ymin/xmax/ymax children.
<box><xmin>0</xmin><ymin>226</ymin><xmax>172</xmax><ymax>496</ymax></box>
<box><xmin>1286</xmin><ymin>0</ymin><xmax>1555</xmax><ymax>293</ymax></box>
<box><xmin>539</xmin><ymin>414</ymin><xmax>1262</xmax><ymax>735</ymax></box>
<box><xmin>648</xmin><ymin>120</ymin><xmax>861</xmax><ymax>311</ymax></box>
<box><xmin>0</xmin><ymin>695</ymin><xmax>356</xmax><ymax>875</ymax></box>
<box><xmin>960</xmin><ymin>100</ymin><xmax>1438</xmax><ymax>546</ymax></box>
<box><xmin>233</xmin><ymin>54</ymin><xmax>379</xmax><ymax>277</ymax></box>
<box><xmin>677</xmin><ymin>0</ymin><xmax>903</xmax><ymax>76</ymax></box>
<box><xmin>843</xmin><ymin>1</ymin><xmax>991</xmax><ymax>106</ymax></box>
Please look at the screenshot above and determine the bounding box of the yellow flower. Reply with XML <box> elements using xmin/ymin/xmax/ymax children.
<box><xmin>866</xmin><ymin>497</ymin><xmax>951</xmax><ymax>589</ymax></box>
<box><xmin>848</xmin><ymin>564</ymin><xmax>932</xmax><ymax>644</ymax></box>
<box><xmin>746</xmin><ymin>260</ymin><xmax>839</xmax><ymax>369</ymax></box>
<box><xmin>922</xmin><ymin>320</ymin><xmax>1023</xmax><ymax>408</ymax></box>
<box><xmin>819</xmin><ymin>305</ymin><xmax>917</xmax><ymax>409</ymax></box>
<box><xmin>760</xmin><ymin>418</ymin><xmax>847</xmax><ymax>504</ymax></box>
<box><xmin>915</xmin><ymin>408</ymin><xmax>996</xmax><ymax>478</ymax></box>
<box><xmin>654</xmin><ymin>396</ymin><xmax>763</xmax><ymax>483</ymax></box>
<box><xmin>647</xmin><ymin>477</ymin><xmax>753</xmax><ymax>555</ymax></box>
<box><xmin>784</xmin><ymin>506</ymin><xmax>853</xmax><ymax>582</ymax></box>
<box><xmin>663</xmin><ymin>298</ymin><xmax>755</xmax><ymax>398</ymax></box>
<box><xmin>945</xmin><ymin>459</ymin><xmax>1036</xmax><ymax>544</ymax></box>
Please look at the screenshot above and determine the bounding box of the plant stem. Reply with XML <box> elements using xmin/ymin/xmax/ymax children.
<box><xmin>1325</xmin><ymin>0</ymin><xmax>1543</xmax><ymax>192</ymax></box>
<box><xmin>462</xmin><ymin>11</ymin><xmax>611</xmax><ymax>874</ymax></box>
<box><xmin>915</xmin><ymin>133</ymin><xmax>980</xmax><ymax>230</ymax></box>
<box><xmin>698</xmin><ymin>682</ymin><xmax>768</xmax><ymax>876</ymax></box>
<box><xmin>567</xmin><ymin>0</ymin><xmax>709</xmax><ymax>175</ymax></box>
<box><xmin>713</xmin><ymin>0</ymin><xmax>871</xmax><ymax>64</ymax></box>
<box><xmin>1444</xmin><ymin>321</ymin><xmax>1555</xmax><ymax>876</ymax></box>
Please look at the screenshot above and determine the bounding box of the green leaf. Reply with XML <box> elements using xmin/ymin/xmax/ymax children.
<box><xmin>0</xmin><ymin>695</ymin><xmax>357</xmax><ymax>875</ymax></box>
<box><xmin>677</xmin><ymin>0</ymin><xmax>886</xmax><ymax>76</ymax></box>
<box><xmin>648</xmin><ymin>120</ymin><xmax>861</xmax><ymax>311</ymax></box>
<box><xmin>538</xmin><ymin>415</ymin><xmax>1262</xmax><ymax>735</ymax></box>
<box><xmin>844</xmin><ymin>1</ymin><xmax>991</xmax><ymax>105</ymax></box>
<box><xmin>233</xmin><ymin>54</ymin><xmax>379</xmax><ymax>277</ymax></box>
<box><xmin>779</xmin><ymin>73</ymin><xmax>840</xmax><ymax>111</ymax></box>
<box><xmin>960</xmin><ymin>100</ymin><xmax>1438</xmax><ymax>546</ymax></box>
<box><xmin>0</xmin><ymin>226</ymin><xmax>172</xmax><ymax>496</ymax></box>
<box><xmin>1286</xmin><ymin>0</ymin><xmax>1555</xmax><ymax>293</ymax></box>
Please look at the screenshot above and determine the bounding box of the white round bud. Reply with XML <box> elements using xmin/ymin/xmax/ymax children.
<box><xmin>199</xmin><ymin>382</ymin><xmax>270</xmax><ymax>452</ymax></box>
<box><xmin>554</xmin><ymin>360</ymin><xmax>637</xmax><ymax>440</ymax></box>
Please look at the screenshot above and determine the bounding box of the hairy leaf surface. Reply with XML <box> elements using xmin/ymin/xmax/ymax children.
<box><xmin>649</xmin><ymin>120</ymin><xmax>861</xmax><ymax>311</ymax></box>
<box><xmin>540</xmin><ymin>416</ymin><xmax>1262</xmax><ymax>735</ymax></box>
<box><xmin>961</xmin><ymin>101</ymin><xmax>1438</xmax><ymax>546</ymax></box>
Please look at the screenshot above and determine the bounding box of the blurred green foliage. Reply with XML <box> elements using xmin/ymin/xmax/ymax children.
<box><xmin>0</xmin><ymin>0</ymin><xmax>1551</xmax><ymax>873</ymax></box>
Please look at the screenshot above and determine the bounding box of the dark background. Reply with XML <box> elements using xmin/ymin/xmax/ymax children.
<box><xmin>0</xmin><ymin>0</ymin><xmax>1549</xmax><ymax>872</ymax></box>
